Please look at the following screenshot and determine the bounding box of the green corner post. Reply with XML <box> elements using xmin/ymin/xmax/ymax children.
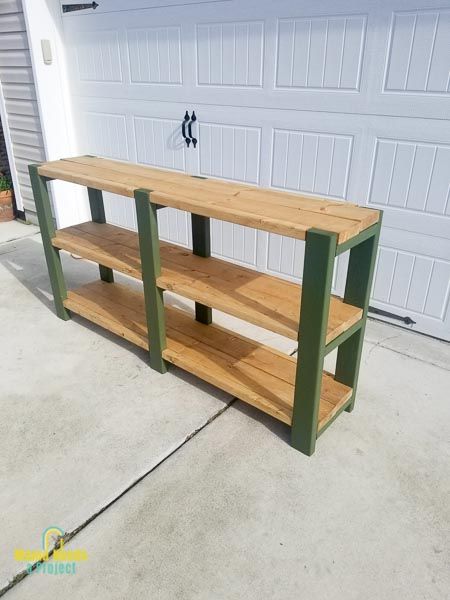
<box><xmin>291</xmin><ymin>229</ymin><xmax>337</xmax><ymax>456</ymax></box>
<box><xmin>87</xmin><ymin>187</ymin><xmax>114</xmax><ymax>283</ymax></box>
<box><xmin>335</xmin><ymin>215</ymin><xmax>382</xmax><ymax>412</ymax></box>
<box><xmin>191</xmin><ymin>214</ymin><xmax>212</xmax><ymax>324</ymax></box>
<box><xmin>134</xmin><ymin>188</ymin><xmax>168</xmax><ymax>374</ymax></box>
<box><xmin>28</xmin><ymin>164</ymin><xmax>71</xmax><ymax>321</ymax></box>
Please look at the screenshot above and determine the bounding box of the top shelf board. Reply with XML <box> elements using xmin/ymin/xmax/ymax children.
<box><xmin>37</xmin><ymin>156</ymin><xmax>380</xmax><ymax>244</ymax></box>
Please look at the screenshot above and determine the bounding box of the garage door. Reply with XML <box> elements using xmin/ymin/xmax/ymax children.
<box><xmin>60</xmin><ymin>0</ymin><xmax>450</xmax><ymax>340</ymax></box>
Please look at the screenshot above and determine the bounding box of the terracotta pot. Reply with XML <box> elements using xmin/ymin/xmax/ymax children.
<box><xmin>0</xmin><ymin>189</ymin><xmax>14</xmax><ymax>222</ymax></box>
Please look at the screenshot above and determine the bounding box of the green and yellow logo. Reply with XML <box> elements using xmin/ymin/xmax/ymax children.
<box><xmin>14</xmin><ymin>526</ymin><xmax>88</xmax><ymax>575</ymax></box>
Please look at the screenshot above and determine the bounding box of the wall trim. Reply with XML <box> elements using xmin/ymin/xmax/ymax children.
<box><xmin>21</xmin><ymin>0</ymin><xmax>90</xmax><ymax>227</ymax></box>
<box><xmin>0</xmin><ymin>76</ymin><xmax>24</xmax><ymax>212</ymax></box>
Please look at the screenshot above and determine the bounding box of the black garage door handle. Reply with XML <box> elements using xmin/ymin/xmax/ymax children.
<box><xmin>182</xmin><ymin>111</ymin><xmax>191</xmax><ymax>147</ymax></box>
<box><xmin>188</xmin><ymin>111</ymin><xmax>197</xmax><ymax>148</ymax></box>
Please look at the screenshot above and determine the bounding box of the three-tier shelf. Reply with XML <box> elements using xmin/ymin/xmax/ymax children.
<box><xmin>30</xmin><ymin>156</ymin><xmax>381</xmax><ymax>456</ymax></box>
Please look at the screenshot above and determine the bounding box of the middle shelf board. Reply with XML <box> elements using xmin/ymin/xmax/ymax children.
<box><xmin>63</xmin><ymin>280</ymin><xmax>353</xmax><ymax>431</ymax></box>
<box><xmin>53</xmin><ymin>221</ymin><xmax>362</xmax><ymax>344</ymax></box>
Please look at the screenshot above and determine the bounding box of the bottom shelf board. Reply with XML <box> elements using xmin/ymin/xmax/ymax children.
<box><xmin>64</xmin><ymin>280</ymin><xmax>352</xmax><ymax>431</ymax></box>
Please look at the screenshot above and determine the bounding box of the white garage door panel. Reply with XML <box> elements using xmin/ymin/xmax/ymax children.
<box><xmin>270</xmin><ymin>129</ymin><xmax>353</xmax><ymax>198</ymax></box>
<box><xmin>197</xmin><ymin>20</ymin><xmax>265</xmax><ymax>87</ymax></box>
<box><xmin>275</xmin><ymin>14</ymin><xmax>367</xmax><ymax>91</ymax></box>
<box><xmin>359</xmin><ymin>117</ymin><xmax>450</xmax><ymax>337</ymax></box>
<box><xmin>367</xmin><ymin>137</ymin><xmax>450</xmax><ymax>238</ymax></box>
<box><xmin>374</xmin><ymin>227</ymin><xmax>450</xmax><ymax>339</ymax></box>
<box><xmin>63</xmin><ymin>1</ymin><xmax>448</xmax><ymax>120</ymax></box>
<box><xmin>128</xmin><ymin>27</ymin><xmax>182</xmax><ymax>85</ymax></box>
<box><xmin>358</xmin><ymin>121</ymin><xmax>450</xmax><ymax>337</ymax></box>
<box><xmin>374</xmin><ymin>250</ymin><xmax>449</xmax><ymax>322</ymax></box>
<box><xmin>384</xmin><ymin>9</ymin><xmax>449</xmax><ymax>94</ymax></box>
<box><xmin>197</xmin><ymin>122</ymin><xmax>261</xmax><ymax>184</ymax></box>
<box><xmin>61</xmin><ymin>0</ymin><xmax>450</xmax><ymax>339</ymax></box>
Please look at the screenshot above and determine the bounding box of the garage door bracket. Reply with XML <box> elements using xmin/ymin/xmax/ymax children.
<box><xmin>368</xmin><ymin>306</ymin><xmax>416</xmax><ymax>325</ymax></box>
<box><xmin>62</xmin><ymin>2</ymin><xmax>99</xmax><ymax>13</ymax></box>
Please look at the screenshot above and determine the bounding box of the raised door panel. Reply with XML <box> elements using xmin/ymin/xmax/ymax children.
<box><xmin>127</xmin><ymin>26</ymin><xmax>183</xmax><ymax>85</ymax></box>
<box><xmin>275</xmin><ymin>15</ymin><xmax>366</xmax><ymax>91</ymax></box>
<box><xmin>196</xmin><ymin>20</ymin><xmax>264</xmax><ymax>88</ymax></box>
<box><xmin>372</xmin><ymin>228</ymin><xmax>450</xmax><ymax>340</ymax></box>
<box><xmin>384</xmin><ymin>9</ymin><xmax>450</xmax><ymax>95</ymax></box>
<box><xmin>355</xmin><ymin>118</ymin><xmax>450</xmax><ymax>339</ymax></box>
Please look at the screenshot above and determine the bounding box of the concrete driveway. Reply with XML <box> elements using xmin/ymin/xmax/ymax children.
<box><xmin>1</xmin><ymin>222</ymin><xmax>449</xmax><ymax>599</ymax></box>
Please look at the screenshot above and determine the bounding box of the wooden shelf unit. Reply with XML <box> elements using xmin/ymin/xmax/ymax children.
<box><xmin>29</xmin><ymin>155</ymin><xmax>381</xmax><ymax>456</ymax></box>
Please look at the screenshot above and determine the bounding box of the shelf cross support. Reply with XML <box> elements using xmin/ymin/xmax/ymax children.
<box><xmin>291</xmin><ymin>229</ymin><xmax>337</xmax><ymax>456</ymax></box>
<box><xmin>335</xmin><ymin>217</ymin><xmax>382</xmax><ymax>412</ymax></box>
<box><xmin>88</xmin><ymin>187</ymin><xmax>114</xmax><ymax>283</ymax></box>
<box><xmin>191</xmin><ymin>214</ymin><xmax>212</xmax><ymax>324</ymax></box>
<box><xmin>134</xmin><ymin>188</ymin><xmax>168</xmax><ymax>374</ymax></box>
<box><xmin>28</xmin><ymin>164</ymin><xmax>71</xmax><ymax>321</ymax></box>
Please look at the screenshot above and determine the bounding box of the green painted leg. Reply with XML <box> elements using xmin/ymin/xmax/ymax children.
<box><xmin>335</xmin><ymin>218</ymin><xmax>382</xmax><ymax>412</ymax></box>
<box><xmin>88</xmin><ymin>187</ymin><xmax>114</xmax><ymax>283</ymax></box>
<box><xmin>191</xmin><ymin>213</ymin><xmax>212</xmax><ymax>324</ymax></box>
<box><xmin>98</xmin><ymin>264</ymin><xmax>114</xmax><ymax>283</ymax></box>
<box><xmin>28</xmin><ymin>164</ymin><xmax>70</xmax><ymax>321</ymax></box>
<box><xmin>291</xmin><ymin>229</ymin><xmax>337</xmax><ymax>456</ymax></box>
<box><xmin>134</xmin><ymin>188</ymin><xmax>167</xmax><ymax>374</ymax></box>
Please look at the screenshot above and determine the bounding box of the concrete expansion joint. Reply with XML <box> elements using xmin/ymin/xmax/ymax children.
<box><xmin>0</xmin><ymin>397</ymin><xmax>236</xmax><ymax>597</ymax></box>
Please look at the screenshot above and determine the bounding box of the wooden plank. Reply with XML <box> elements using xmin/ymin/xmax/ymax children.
<box><xmin>52</xmin><ymin>222</ymin><xmax>363</xmax><ymax>344</ymax></box>
<box><xmin>38</xmin><ymin>160</ymin><xmax>134</xmax><ymax>197</ymax></box>
<box><xmin>66</xmin><ymin>155</ymin><xmax>379</xmax><ymax>229</ymax></box>
<box><xmin>53</xmin><ymin>225</ymin><xmax>142</xmax><ymax>278</ymax></box>
<box><xmin>236</xmin><ymin>189</ymin><xmax>380</xmax><ymax>231</ymax></box>
<box><xmin>39</xmin><ymin>158</ymin><xmax>238</xmax><ymax>204</ymax></box>
<box><xmin>64</xmin><ymin>280</ymin><xmax>352</xmax><ymax>429</ymax></box>
<box><xmin>38</xmin><ymin>156</ymin><xmax>379</xmax><ymax>242</ymax></box>
<box><xmin>150</xmin><ymin>191</ymin><xmax>362</xmax><ymax>242</ymax></box>
<box><xmin>159</xmin><ymin>248</ymin><xmax>362</xmax><ymax>343</ymax></box>
<box><xmin>65</xmin><ymin>155</ymin><xmax>248</xmax><ymax>194</ymax></box>
<box><xmin>64</xmin><ymin>286</ymin><xmax>149</xmax><ymax>351</ymax></box>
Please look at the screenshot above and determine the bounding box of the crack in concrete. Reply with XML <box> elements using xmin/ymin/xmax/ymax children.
<box><xmin>0</xmin><ymin>397</ymin><xmax>236</xmax><ymax>598</ymax></box>
<box><xmin>0</xmin><ymin>248</ymin><xmax>20</xmax><ymax>257</ymax></box>
<box><xmin>0</xmin><ymin>232</ymin><xmax>40</xmax><ymax>249</ymax></box>
<box><xmin>0</xmin><ymin>536</ymin><xmax>66</xmax><ymax>597</ymax></box>
<box><xmin>376</xmin><ymin>344</ymin><xmax>450</xmax><ymax>372</ymax></box>
<box><xmin>365</xmin><ymin>335</ymin><xmax>450</xmax><ymax>372</ymax></box>
<box><xmin>365</xmin><ymin>334</ymin><xmax>400</xmax><ymax>361</ymax></box>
